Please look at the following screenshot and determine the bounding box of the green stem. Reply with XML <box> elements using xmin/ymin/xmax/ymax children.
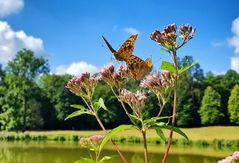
<box><xmin>110</xmin><ymin>86</ymin><xmax>138</xmax><ymax>127</ymax></box>
<box><xmin>162</xmin><ymin>50</ymin><xmax>178</xmax><ymax>163</ymax></box>
<box><xmin>156</xmin><ymin>95</ymin><xmax>166</xmax><ymax>117</ymax></box>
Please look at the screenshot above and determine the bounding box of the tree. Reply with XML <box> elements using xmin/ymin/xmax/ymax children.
<box><xmin>40</xmin><ymin>74</ymin><xmax>92</xmax><ymax>130</ymax></box>
<box><xmin>204</xmin><ymin>70</ymin><xmax>239</xmax><ymax>124</ymax></box>
<box><xmin>228</xmin><ymin>84</ymin><xmax>239</xmax><ymax>124</ymax></box>
<box><xmin>176</xmin><ymin>56</ymin><xmax>203</xmax><ymax>127</ymax></box>
<box><xmin>198</xmin><ymin>86</ymin><xmax>224</xmax><ymax>125</ymax></box>
<box><xmin>0</xmin><ymin>49</ymin><xmax>49</xmax><ymax>131</ymax></box>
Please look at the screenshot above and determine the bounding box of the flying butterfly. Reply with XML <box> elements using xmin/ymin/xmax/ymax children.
<box><xmin>126</xmin><ymin>55</ymin><xmax>153</xmax><ymax>80</ymax></box>
<box><xmin>102</xmin><ymin>34</ymin><xmax>138</xmax><ymax>61</ymax></box>
<box><xmin>102</xmin><ymin>34</ymin><xmax>153</xmax><ymax>80</ymax></box>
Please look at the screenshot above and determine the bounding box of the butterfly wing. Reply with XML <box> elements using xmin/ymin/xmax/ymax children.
<box><xmin>102</xmin><ymin>36</ymin><xmax>122</xmax><ymax>61</ymax></box>
<box><xmin>126</xmin><ymin>55</ymin><xmax>153</xmax><ymax>80</ymax></box>
<box><xmin>117</xmin><ymin>34</ymin><xmax>138</xmax><ymax>61</ymax></box>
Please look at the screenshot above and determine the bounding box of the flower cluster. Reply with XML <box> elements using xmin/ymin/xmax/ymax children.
<box><xmin>150</xmin><ymin>24</ymin><xmax>177</xmax><ymax>48</ymax></box>
<box><xmin>66</xmin><ymin>72</ymin><xmax>98</xmax><ymax>100</ymax></box>
<box><xmin>119</xmin><ymin>89</ymin><xmax>147</xmax><ymax>116</ymax></box>
<box><xmin>179</xmin><ymin>24</ymin><xmax>196</xmax><ymax>43</ymax></box>
<box><xmin>150</xmin><ymin>24</ymin><xmax>196</xmax><ymax>50</ymax></box>
<box><xmin>79</xmin><ymin>135</ymin><xmax>104</xmax><ymax>149</ymax></box>
<box><xmin>99</xmin><ymin>63</ymin><xmax>128</xmax><ymax>89</ymax></box>
<box><xmin>141</xmin><ymin>71</ymin><xmax>174</xmax><ymax>100</ymax></box>
<box><xmin>141</xmin><ymin>71</ymin><xmax>174</xmax><ymax>91</ymax></box>
<box><xmin>218</xmin><ymin>151</ymin><xmax>239</xmax><ymax>163</ymax></box>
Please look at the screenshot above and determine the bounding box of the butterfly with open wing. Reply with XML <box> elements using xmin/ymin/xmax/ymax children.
<box><xmin>102</xmin><ymin>34</ymin><xmax>153</xmax><ymax>80</ymax></box>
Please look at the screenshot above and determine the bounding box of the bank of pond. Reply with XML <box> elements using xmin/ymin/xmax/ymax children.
<box><xmin>0</xmin><ymin>132</ymin><xmax>238</xmax><ymax>151</ymax></box>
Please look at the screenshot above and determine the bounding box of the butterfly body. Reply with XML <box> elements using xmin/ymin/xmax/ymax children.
<box><xmin>102</xmin><ymin>34</ymin><xmax>153</xmax><ymax>80</ymax></box>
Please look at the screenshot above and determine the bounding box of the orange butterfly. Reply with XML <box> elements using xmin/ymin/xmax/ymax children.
<box><xmin>126</xmin><ymin>55</ymin><xmax>153</xmax><ymax>80</ymax></box>
<box><xmin>102</xmin><ymin>34</ymin><xmax>153</xmax><ymax>80</ymax></box>
<box><xmin>102</xmin><ymin>34</ymin><xmax>137</xmax><ymax>61</ymax></box>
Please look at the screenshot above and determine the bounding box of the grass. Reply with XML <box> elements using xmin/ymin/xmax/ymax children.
<box><xmin>1</xmin><ymin>126</ymin><xmax>236</xmax><ymax>140</ymax></box>
<box><xmin>0</xmin><ymin>126</ymin><xmax>238</xmax><ymax>150</ymax></box>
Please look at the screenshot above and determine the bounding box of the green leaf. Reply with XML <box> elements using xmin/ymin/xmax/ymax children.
<box><xmin>93</xmin><ymin>102</ymin><xmax>100</xmax><ymax>111</ymax></box>
<box><xmin>161</xmin><ymin>61</ymin><xmax>176</xmax><ymax>73</ymax></box>
<box><xmin>98</xmin><ymin>98</ymin><xmax>108</xmax><ymax>111</ymax></box>
<box><xmin>155</xmin><ymin>122</ymin><xmax>189</xmax><ymax>141</ymax></box>
<box><xmin>143</xmin><ymin>116</ymin><xmax>171</xmax><ymax>128</ymax></box>
<box><xmin>93</xmin><ymin>98</ymin><xmax>108</xmax><ymax>112</ymax></box>
<box><xmin>73</xmin><ymin>158</ymin><xmax>95</xmax><ymax>163</ymax></box>
<box><xmin>153</xmin><ymin>127</ymin><xmax>166</xmax><ymax>142</ymax></box>
<box><xmin>65</xmin><ymin>110</ymin><xmax>92</xmax><ymax>121</ymax></box>
<box><xmin>179</xmin><ymin>61</ymin><xmax>198</xmax><ymax>74</ymax></box>
<box><xmin>128</xmin><ymin>114</ymin><xmax>141</xmax><ymax>122</ymax></box>
<box><xmin>99</xmin><ymin>125</ymin><xmax>136</xmax><ymax>151</ymax></box>
<box><xmin>71</xmin><ymin>104</ymin><xmax>88</xmax><ymax>111</ymax></box>
<box><xmin>99</xmin><ymin>155</ymin><xmax>117</xmax><ymax>163</ymax></box>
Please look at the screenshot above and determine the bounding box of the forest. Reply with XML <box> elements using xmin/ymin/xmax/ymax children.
<box><xmin>0</xmin><ymin>49</ymin><xmax>239</xmax><ymax>131</ymax></box>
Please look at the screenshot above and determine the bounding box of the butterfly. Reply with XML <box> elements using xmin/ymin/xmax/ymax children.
<box><xmin>126</xmin><ymin>55</ymin><xmax>153</xmax><ymax>80</ymax></box>
<box><xmin>102</xmin><ymin>34</ymin><xmax>153</xmax><ymax>80</ymax></box>
<box><xmin>102</xmin><ymin>34</ymin><xmax>137</xmax><ymax>61</ymax></box>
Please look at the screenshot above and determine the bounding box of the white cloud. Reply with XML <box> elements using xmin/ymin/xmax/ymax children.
<box><xmin>231</xmin><ymin>57</ymin><xmax>239</xmax><ymax>73</ymax></box>
<box><xmin>55</xmin><ymin>61</ymin><xmax>98</xmax><ymax>76</ymax></box>
<box><xmin>228</xmin><ymin>17</ymin><xmax>239</xmax><ymax>54</ymax></box>
<box><xmin>0</xmin><ymin>0</ymin><xmax>24</xmax><ymax>17</ymax></box>
<box><xmin>211</xmin><ymin>41</ymin><xmax>223</xmax><ymax>47</ymax></box>
<box><xmin>123</xmin><ymin>27</ymin><xmax>140</xmax><ymax>35</ymax></box>
<box><xmin>0</xmin><ymin>21</ymin><xmax>45</xmax><ymax>63</ymax></box>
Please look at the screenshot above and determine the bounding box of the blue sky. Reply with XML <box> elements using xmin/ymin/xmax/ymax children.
<box><xmin>1</xmin><ymin>0</ymin><xmax>239</xmax><ymax>75</ymax></box>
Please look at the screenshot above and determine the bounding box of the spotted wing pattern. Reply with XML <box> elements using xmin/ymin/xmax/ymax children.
<box><xmin>126</xmin><ymin>55</ymin><xmax>153</xmax><ymax>80</ymax></box>
<box><xmin>102</xmin><ymin>34</ymin><xmax>138</xmax><ymax>61</ymax></box>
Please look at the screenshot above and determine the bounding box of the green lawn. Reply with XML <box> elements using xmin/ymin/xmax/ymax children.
<box><xmin>1</xmin><ymin>126</ymin><xmax>238</xmax><ymax>141</ymax></box>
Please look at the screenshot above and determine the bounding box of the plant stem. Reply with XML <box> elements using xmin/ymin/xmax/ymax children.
<box><xmin>94</xmin><ymin>111</ymin><xmax>128</xmax><ymax>163</ymax></box>
<box><xmin>156</xmin><ymin>95</ymin><xmax>165</xmax><ymax>117</ymax></box>
<box><xmin>162</xmin><ymin>50</ymin><xmax>178</xmax><ymax>163</ymax></box>
<box><xmin>110</xmin><ymin>86</ymin><xmax>138</xmax><ymax>127</ymax></box>
<box><xmin>141</xmin><ymin>129</ymin><xmax>148</xmax><ymax>163</ymax></box>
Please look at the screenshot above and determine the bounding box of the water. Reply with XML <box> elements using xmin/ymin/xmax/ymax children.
<box><xmin>0</xmin><ymin>141</ymin><xmax>233</xmax><ymax>163</ymax></box>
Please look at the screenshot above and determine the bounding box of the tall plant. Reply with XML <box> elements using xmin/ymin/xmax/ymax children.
<box><xmin>65</xmin><ymin>24</ymin><xmax>196</xmax><ymax>163</ymax></box>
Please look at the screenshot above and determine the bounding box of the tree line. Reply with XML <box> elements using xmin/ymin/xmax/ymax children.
<box><xmin>0</xmin><ymin>49</ymin><xmax>238</xmax><ymax>131</ymax></box>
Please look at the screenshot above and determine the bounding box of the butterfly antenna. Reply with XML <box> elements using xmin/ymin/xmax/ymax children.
<box><xmin>102</xmin><ymin>36</ymin><xmax>116</xmax><ymax>53</ymax></box>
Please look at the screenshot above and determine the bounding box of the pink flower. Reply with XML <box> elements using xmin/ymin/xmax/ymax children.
<box><xmin>150</xmin><ymin>24</ymin><xmax>177</xmax><ymax>48</ymax></box>
<box><xmin>141</xmin><ymin>72</ymin><xmax>174</xmax><ymax>97</ymax></box>
<box><xmin>89</xmin><ymin>135</ymin><xmax>104</xmax><ymax>145</ymax></box>
<box><xmin>99</xmin><ymin>63</ymin><xmax>128</xmax><ymax>89</ymax></box>
<box><xmin>179</xmin><ymin>24</ymin><xmax>196</xmax><ymax>42</ymax></box>
<box><xmin>79</xmin><ymin>135</ymin><xmax>104</xmax><ymax>148</ymax></box>
<box><xmin>98</xmin><ymin>63</ymin><xmax>114</xmax><ymax>81</ymax></box>
<box><xmin>66</xmin><ymin>72</ymin><xmax>98</xmax><ymax>99</ymax></box>
<box><xmin>151</xmin><ymin>24</ymin><xmax>196</xmax><ymax>50</ymax></box>
<box><xmin>119</xmin><ymin>89</ymin><xmax>147</xmax><ymax>115</ymax></box>
<box><xmin>218</xmin><ymin>151</ymin><xmax>239</xmax><ymax>163</ymax></box>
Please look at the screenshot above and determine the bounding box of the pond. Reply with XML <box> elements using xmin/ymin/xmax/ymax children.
<box><xmin>0</xmin><ymin>141</ymin><xmax>234</xmax><ymax>163</ymax></box>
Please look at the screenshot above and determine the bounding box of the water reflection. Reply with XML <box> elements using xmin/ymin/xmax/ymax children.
<box><xmin>0</xmin><ymin>141</ymin><xmax>232</xmax><ymax>163</ymax></box>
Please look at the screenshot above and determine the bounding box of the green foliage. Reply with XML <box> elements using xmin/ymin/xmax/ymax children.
<box><xmin>154</xmin><ymin>122</ymin><xmax>189</xmax><ymax>141</ymax></box>
<box><xmin>178</xmin><ymin>61</ymin><xmax>198</xmax><ymax>74</ymax></box>
<box><xmin>0</xmin><ymin>49</ymin><xmax>49</xmax><ymax>131</ymax></box>
<box><xmin>204</xmin><ymin>70</ymin><xmax>239</xmax><ymax>124</ymax></box>
<box><xmin>176</xmin><ymin>56</ymin><xmax>203</xmax><ymax>127</ymax></box>
<box><xmin>199</xmin><ymin>86</ymin><xmax>225</xmax><ymax>125</ymax></box>
<box><xmin>228</xmin><ymin>84</ymin><xmax>239</xmax><ymax>124</ymax></box>
<box><xmin>93</xmin><ymin>81</ymin><xmax>129</xmax><ymax>127</ymax></box>
<box><xmin>161</xmin><ymin>61</ymin><xmax>176</xmax><ymax>73</ymax></box>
